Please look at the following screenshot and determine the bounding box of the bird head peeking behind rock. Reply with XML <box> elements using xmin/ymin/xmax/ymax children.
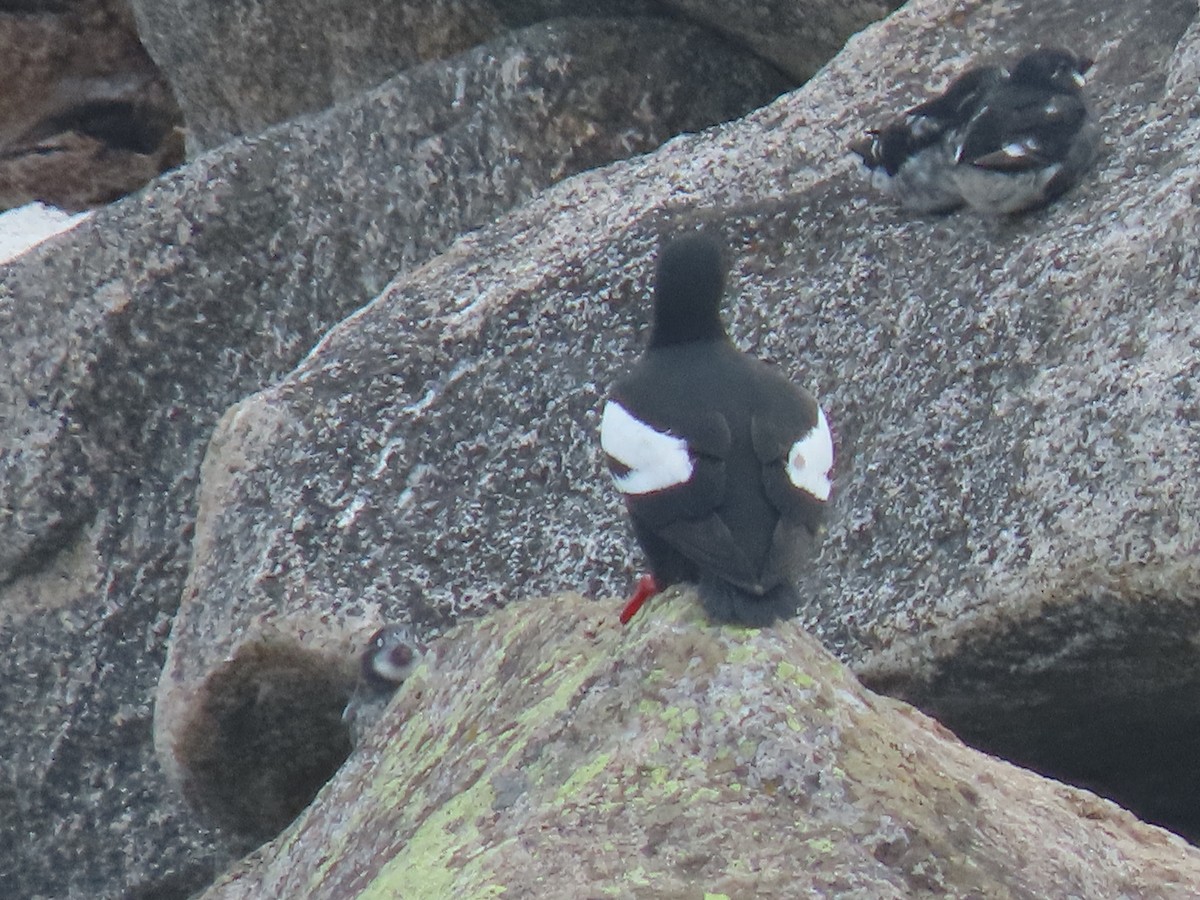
<box><xmin>600</xmin><ymin>232</ymin><xmax>834</xmax><ymax>627</ymax></box>
<box><xmin>343</xmin><ymin>624</ymin><xmax>424</xmax><ymax>747</ymax></box>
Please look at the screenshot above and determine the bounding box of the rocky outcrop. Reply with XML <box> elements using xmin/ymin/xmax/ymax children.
<box><xmin>0</xmin><ymin>19</ymin><xmax>785</xmax><ymax>898</ymax></box>
<box><xmin>7</xmin><ymin>0</ymin><xmax>1200</xmax><ymax>893</ymax></box>
<box><xmin>129</xmin><ymin>0</ymin><xmax>502</xmax><ymax>153</ymax></box>
<box><xmin>197</xmin><ymin>590</ymin><xmax>1200</xmax><ymax>898</ymax></box>
<box><xmin>0</xmin><ymin>0</ymin><xmax>182</xmax><ymax>210</ymax></box>
<box><xmin>130</xmin><ymin>0</ymin><xmax>894</xmax><ymax>152</ymax></box>
<box><xmin>158</xmin><ymin>0</ymin><xmax>1200</xmax><ymax>864</ymax></box>
<box><xmin>657</xmin><ymin>0</ymin><xmax>900</xmax><ymax>80</ymax></box>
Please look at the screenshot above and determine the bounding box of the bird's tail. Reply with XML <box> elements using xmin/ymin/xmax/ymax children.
<box><xmin>698</xmin><ymin>576</ymin><xmax>800</xmax><ymax>627</ymax></box>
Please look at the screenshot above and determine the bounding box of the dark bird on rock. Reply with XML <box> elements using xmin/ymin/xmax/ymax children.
<box><xmin>951</xmin><ymin>47</ymin><xmax>1098</xmax><ymax>215</ymax></box>
<box><xmin>850</xmin><ymin>64</ymin><xmax>1007</xmax><ymax>213</ymax></box>
<box><xmin>600</xmin><ymin>233</ymin><xmax>833</xmax><ymax>627</ymax></box>
<box><xmin>342</xmin><ymin>624</ymin><xmax>423</xmax><ymax>747</ymax></box>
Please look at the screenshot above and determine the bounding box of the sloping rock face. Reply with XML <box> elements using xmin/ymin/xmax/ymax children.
<box><xmin>658</xmin><ymin>0</ymin><xmax>899</xmax><ymax>79</ymax></box>
<box><xmin>160</xmin><ymin>0</ymin><xmax>1200</xmax><ymax>861</ymax></box>
<box><xmin>0</xmin><ymin>0</ymin><xmax>182</xmax><ymax>210</ymax></box>
<box><xmin>131</xmin><ymin>0</ymin><xmax>890</xmax><ymax>152</ymax></box>
<box><xmin>197</xmin><ymin>591</ymin><xmax>1200</xmax><ymax>899</ymax></box>
<box><xmin>0</xmin><ymin>20</ymin><xmax>786</xmax><ymax>899</ymax></box>
<box><xmin>129</xmin><ymin>0</ymin><xmax>501</xmax><ymax>153</ymax></box>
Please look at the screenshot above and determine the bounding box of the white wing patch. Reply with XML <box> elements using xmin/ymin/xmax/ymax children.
<box><xmin>786</xmin><ymin>407</ymin><xmax>833</xmax><ymax>501</ymax></box>
<box><xmin>600</xmin><ymin>401</ymin><xmax>693</xmax><ymax>495</ymax></box>
<box><xmin>1002</xmin><ymin>138</ymin><xmax>1038</xmax><ymax>160</ymax></box>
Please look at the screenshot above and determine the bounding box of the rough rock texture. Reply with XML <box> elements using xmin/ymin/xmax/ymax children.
<box><xmin>658</xmin><ymin>0</ymin><xmax>900</xmax><ymax>79</ymax></box>
<box><xmin>160</xmin><ymin>0</ymin><xmax>1200</xmax><ymax>858</ymax></box>
<box><xmin>197</xmin><ymin>590</ymin><xmax>1200</xmax><ymax>899</ymax></box>
<box><xmin>0</xmin><ymin>20</ymin><xmax>785</xmax><ymax>899</ymax></box>
<box><xmin>129</xmin><ymin>0</ymin><xmax>677</xmax><ymax>154</ymax></box>
<box><xmin>0</xmin><ymin>0</ymin><xmax>182</xmax><ymax>210</ymax></box>
<box><xmin>129</xmin><ymin>0</ymin><xmax>500</xmax><ymax>153</ymax></box>
<box><xmin>130</xmin><ymin>0</ymin><xmax>894</xmax><ymax>152</ymax></box>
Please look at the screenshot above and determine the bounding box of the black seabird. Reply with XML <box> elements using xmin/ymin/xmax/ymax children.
<box><xmin>951</xmin><ymin>47</ymin><xmax>1098</xmax><ymax>214</ymax></box>
<box><xmin>850</xmin><ymin>64</ymin><xmax>1007</xmax><ymax>213</ymax></box>
<box><xmin>600</xmin><ymin>233</ymin><xmax>833</xmax><ymax>627</ymax></box>
<box><xmin>342</xmin><ymin>624</ymin><xmax>423</xmax><ymax>747</ymax></box>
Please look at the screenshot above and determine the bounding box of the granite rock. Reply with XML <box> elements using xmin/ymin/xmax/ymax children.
<box><xmin>0</xmin><ymin>19</ymin><xmax>785</xmax><ymax>898</ymax></box>
<box><xmin>198</xmin><ymin>590</ymin><xmax>1200</xmax><ymax>899</ymax></box>
<box><xmin>130</xmin><ymin>0</ymin><xmax>895</xmax><ymax>153</ymax></box>
<box><xmin>129</xmin><ymin>0</ymin><xmax>501</xmax><ymax>153</ymax></box>
<box><xmin>0</xmin><ymin>0</ymin><xmax>182</xmax><ymax>211</ymax></box>
<box><xmin>161</xmin><ymin>0</ymin><xmax>1200</xmax><ymax>857</ymax></box>
<box><xmin>657</xmin><ymin>0</ymin><xmax>901</xmax><ymax>80</ymax></box>
<box><xmin>129</xmin><ymin>0</ymin><xmax>695</xmax><ymax>154</ymax></box>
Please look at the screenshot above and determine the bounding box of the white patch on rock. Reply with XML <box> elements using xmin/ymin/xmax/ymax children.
<box><xmin>600</xmin><ymin>401</ymin><xmax>693</xmax><ymax>495</ymax></box>
<box><xmin>336</xmin><ymin>491</ymin><xmax>369</xmax><ymax>529</ymax></box>
<box><xmin>787</xmin><ymin>407</ymin><xmax>833</xmax><ymax>501</ymax></box>
<box><xmin>0</xmin><ymin>203</ymin><xmax>91</xmax><ymax>265</ymax></box>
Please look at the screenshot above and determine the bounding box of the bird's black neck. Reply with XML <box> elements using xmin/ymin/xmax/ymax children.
<box><xmin>649</xmin><ymin>306</ymin><xmax>726</xmax><ymax>349</ymax></box>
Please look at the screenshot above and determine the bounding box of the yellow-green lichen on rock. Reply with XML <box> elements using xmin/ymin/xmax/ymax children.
<box><xmin>200</xmin><ymin>589</ymin><xmax>1200</xmax><ymax>899</ymax></box>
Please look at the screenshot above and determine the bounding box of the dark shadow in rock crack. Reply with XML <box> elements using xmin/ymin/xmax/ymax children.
<box><xmin>173</xmin><ymin>639</ymin><xmax>357</xmax><ymax>845</ymax></box>
<box><xmin>862</xmin><ymin>595</ymin><xmax>1200</xmax><ymax>843</ymax></box>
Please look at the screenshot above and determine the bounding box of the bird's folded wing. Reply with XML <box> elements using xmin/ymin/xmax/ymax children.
<box><xmin>751</xmin><ymin>397</ymin><xmax>832</xmax><ymax>531</ymax></box>
<box><xmin>958</xmin><ymin>93</ymin><xmax>1088</xmax><ymax>171</ymax></box>
<box><xmin>657</xmin><ymin>513</ymin><xmax>762</xmax><ymax>591</ymax></box>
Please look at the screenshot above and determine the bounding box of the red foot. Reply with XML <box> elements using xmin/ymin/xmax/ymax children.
<box><xmin>619</xmin><ymin>574</ymin><xmax>660</xmax><ymax>625</ymax></box>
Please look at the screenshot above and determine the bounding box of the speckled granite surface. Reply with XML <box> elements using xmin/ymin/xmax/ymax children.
<box><xmin>200</xmin><ymin>591</ymin><xmax>1200</xmax><ymax>899</ymax></box>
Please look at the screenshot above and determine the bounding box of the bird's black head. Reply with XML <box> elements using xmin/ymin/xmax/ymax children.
<box><xmin>1011</xmin><ymin>47</ymin><xmax>1093</xmax><ymax>93</ymax></box>
<box><xmin>849</xmin><ymin>124</ymin><xmax>915</xmax><ymax>176</ymax></box>
<box><xmin>649</xmin><ymin>233</ymin><xmax>727</xmax><ymax>349</ymax></box>
<box><xmin>361</xmin><ymin>625</ymin><xmax>420</xmax><ymax>691</ymax></box>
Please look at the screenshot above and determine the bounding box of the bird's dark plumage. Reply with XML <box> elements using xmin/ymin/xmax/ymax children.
<box><xmin>952</xmin><ymin>47</ymin><xmax>1098</xmax><ymax>214</ymax></box>
<box><xmin>601</xmin><ymin>234</ymin><xmax>833</xmax><ymax>626</ymax></box>
<box><xmin>850</xmin><ymin>64</ymin><xmax>1007</xmax><ymax>213</ymax></box>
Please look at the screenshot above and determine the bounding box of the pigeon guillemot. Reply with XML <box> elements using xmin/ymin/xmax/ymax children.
<box><xmin>600</xmin><ymin>233</ymin><xmax>833</xmax><ymax>627</ymax></box>
<box><xmin>850</xmin><ymin>64</ymin><xmax>1007</xmax><ymax>213</ymax></box>
<box><xmin>951</xmin><ymin>47</ymin><xmax>1098</xmax><ymax>214</ymax></box>
<box><xmin>342</xmin><ymin>624</ymin><xmax>424</xmax><ymax>747</ymax></box>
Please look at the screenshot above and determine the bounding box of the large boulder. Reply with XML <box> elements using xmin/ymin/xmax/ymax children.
<box><xmin>0</xmin><ymin>0</ymin><xmax>182</xmax><ymax>210</ymax></box>
<box><xmin>160</xmin><ymin>0</ymin><xmax>1200</xmax><ymax>862</ymax></box>
<box><xmin>198</xmin><ymin>590</ymin><xmax>1200</xmax><ymax>898</ymax></box>
<box><xmin>0</xmin><ymin>19</ymin><xmax>785</xmax><ymax>898</ymax></box>
<box><xmin>129</xmin><ymin>0</ymin><xmax>501</xmax><ymax>152</ymax></box>
<box><xmin>657</xmin><ymin>0</ymin><xmax>901</xmax><ymax>79</ymax></box>
<box><xmin>130</xmin><ymin>0</ymin><xmax>895</xmax><ymax>153</ymax></box>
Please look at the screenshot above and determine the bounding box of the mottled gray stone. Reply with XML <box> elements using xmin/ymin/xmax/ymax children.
<box><xmin>0</xmin><ymin>19</ymin><xmax>784</xmax><ymax>897</ymax></box>
<box><xmin>128</xmin><ymin>0</ymin><xmax>679</xmax><ymax>154</ymax></box>
<box><xmin>130</xmin><ymin>0</ymin><xmax>898</xmax><ymax>154</ymax></box>
<box><xmin>199</xmin><ymin>591</ymin><xmax>1200</xmax><ymax>898</ymax></box>
<box><xmin>658</xmin><ymin>0</ymin><xmax>901</xmax><ymax>80</ymax></box>
<box><xmin>129</xmin><ymin>0</ymin><xmax>500</xmax><ymax>153</ymax></box>
<box><xmin>161</xmin><ymin>0</ymin><xmax>1200</xmax><ymax>857</ymax></box>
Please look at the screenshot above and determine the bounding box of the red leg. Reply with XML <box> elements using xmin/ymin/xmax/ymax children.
<box><xmin>619</xmin><ymin>573</ymin><xmax>660</xmax><ymax>625</ymax></box>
